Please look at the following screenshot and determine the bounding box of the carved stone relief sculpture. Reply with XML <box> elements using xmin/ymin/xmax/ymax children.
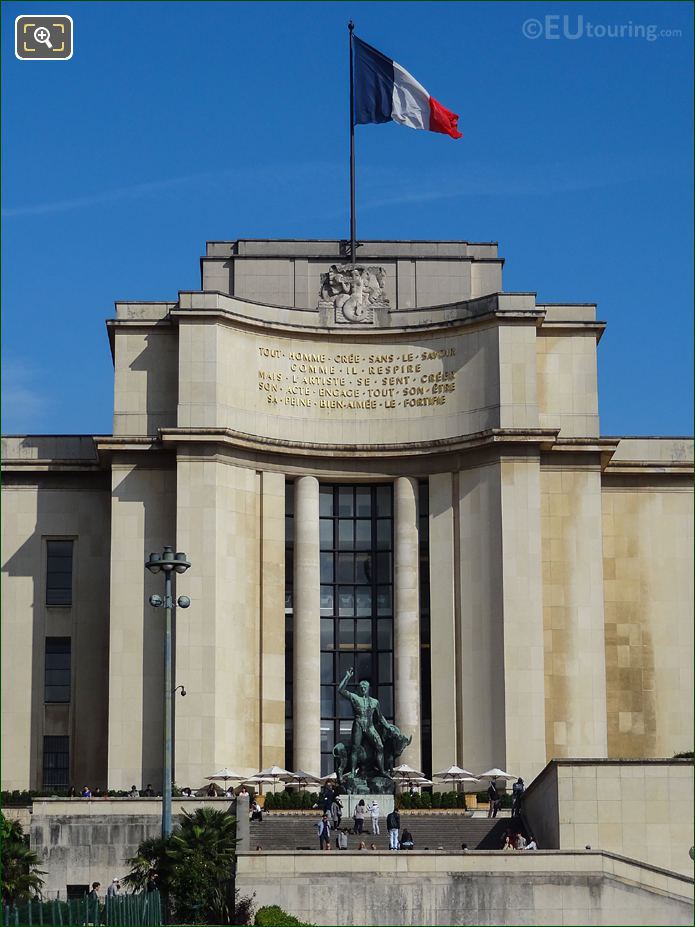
<box><xmin>318</xmin><ymin>264</ymin><xmax>390</xmax><ymax>324</ymax></box>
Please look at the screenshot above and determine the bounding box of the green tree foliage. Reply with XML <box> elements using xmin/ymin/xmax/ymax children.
<box><xmin>1</xmin><ymin>813</ymin><xmax>46</xmax><ymax>905</ymax></box>
<box><xmin>255</xmin><ymin>904</ymin><xmax>316</xmax><ymax>926</ymax></box>
<box><xmin>125</xmin><ymin>807</ymin><xmax>251</xmax><ymax>925</ymax></box>
<box><xmin>122</xmin><ymin>836</ymin><xmax>172</xmax><ymax>891</ymax></box>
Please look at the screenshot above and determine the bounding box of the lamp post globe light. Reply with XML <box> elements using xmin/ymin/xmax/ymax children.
<box><xmin>145</xmin><ymin>545</ymin><xmax>191</xmax><ymax>837</ymax></box>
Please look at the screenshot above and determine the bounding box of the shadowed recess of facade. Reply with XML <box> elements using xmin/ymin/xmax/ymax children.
<box><xmin>1</xmin><ymin>238</ymin><xmax>693</xmax><ymax>792</ymax></box>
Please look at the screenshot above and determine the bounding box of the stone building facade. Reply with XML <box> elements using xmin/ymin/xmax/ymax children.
<box><xmin>2</xmin><ymin>238</ymin><xmax>692</xmax><ymax>792</ymax></box>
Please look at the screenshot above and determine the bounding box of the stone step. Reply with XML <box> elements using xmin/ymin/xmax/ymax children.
<box><xmin>249</xmin><ymin>816</ymin><xmax>520</xmax><ymax>851</ymax></box>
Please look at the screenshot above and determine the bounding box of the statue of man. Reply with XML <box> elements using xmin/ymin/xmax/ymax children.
<box><xmin>338</xmin><ymin>668</ymin><xmax>387</xmax><ymax>777</ymax></box>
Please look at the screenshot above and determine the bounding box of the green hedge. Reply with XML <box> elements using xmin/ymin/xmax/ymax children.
<box><xmin>475</xmin><ymin>790</ymin><xmax>512</xmax><ymax>808</ymax></box>
<box><xmin>262</xmin><ymin>791</ymin><xmax>320</xmax><ymax>811</ymax></box>
<box><xmin>255</xmin><ymin>904</ymin><xmax>316</xmax><ymax>926</ymax></box>
<box><xmin>397</xmin><ymin>790</ymin><xmax>468</xmax><ymax>810</ymax></box>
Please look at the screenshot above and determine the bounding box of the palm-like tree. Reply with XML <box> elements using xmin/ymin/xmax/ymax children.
<box><xmin>122</xmin><ymin>835</ymin><xmax>171</xmax><ymax>891</ymax></box>
<box><xmin>1</xmin><ymin>813</ymin><xmax>45</xmax><ymax>905</ymax></box>
<box><xmin>169</xmin><ymin>806</ymin><xmax>237</xmax><ymax>869</ymax></box>
<box><xmin>125</xmin><ymin>807</ymin><xmax>237</xmax><ymax>924</ymax></box>
<box><xmin>168</xmin><ymin>807</ymin><xmax>237</xmax><ymax>924</ymax></box>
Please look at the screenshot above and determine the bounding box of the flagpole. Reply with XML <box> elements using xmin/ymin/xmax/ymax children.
<box><xmin>348</xmin><ymin>20</ymin><xmax>356</xmax><ymax>268</ymax></box>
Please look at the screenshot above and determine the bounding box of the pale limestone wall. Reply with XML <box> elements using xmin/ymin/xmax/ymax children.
<box><xmin>201</xmin><ymin>240</ymin><xmax>503</xmax><ymax>309</ymax></box>
<box><xmin>112</xmin><ymin>325</ymin><xmax>178</xmax><ymax>436</ymax></box>
<box><xmin>176</xmin><ymin>318</ymin><xmax>503</xmax><ymax>444</ymax></box>
<box><xmin>602</xmin><ymin>480</ymin><xmax>694</xmax><ymax>757</ymax></box>
<box><xmin>428</xmin><ymin>473</ymin><xmax>458</xmax><ymax>774</ymax></box>
<box><xmin>499</xmin><ymin>455</ymin><xmax>546</xmax><ymax>781</ymax></box>
<box><xmin>521</xmin><ymin>760</ymin><xmax>560</xmax><ymax>850</ymax></box>
<box><xmin>107</xmin><ymin>464</ymin><xmax>176</xmax><ymax>790</ymax></box>
<box><xmin>1</xmin><ymin>473</ymin><xmax>110</xmax><ymax>791</ymax></box>
<box><xmin>470</xmin><ymin>260</ymin><xmax>502</xmax><ymax>298</ymax></box>
<box><xmin>259</xmin><ymin>472</ymin><xmax>286</xmax><ymax>767</ymax></box>
<box><xmin>236</xmin><ymin>851</ymin><xmax>694</xmax><ymax>926</ymax></box>
<box><xmin>457</xmin><ymin>462</ymin><xmax>506</xmax><ymax>776</ymax></box>
<box><xmin>30</xmin><ymin>798</ymin><xmax>235</xmax><ymax>895</ymax></box>
<box><xmin>609</xmin><ymin>437</ymin><xmax>693</xmax><ymax>464</ymax></box>
<box><xmin>2</xmin><ymin>482</ymin><xmax>40</xmax><ymax>789</ymax></box>
<box><xmin>541</xmin><ymin>465</ymin><xmax>608</xmax><ymax>760</ymax></box>
<box><xmin>175</xmin><ymin>457</ymin><xmax>261</xmax><ymax>786</ymax></box>
<box><xmin>455</xmin><ymin>457</ymin><xmax>547</xmax><ymax>783</ymax></box>
<box><xmin>524</xmin><ymin>760</ymin><xmax>694</xmax><ymax>877</ymax></box>
<box><xmin>536</xmin><ymin>330</ymin><xmax>600</xmax><ymax>437</ymax></box>
<box><xmin>498</xmin><ymin>324</ymin><xmax>539</xmax><ymax>429</ymax></box>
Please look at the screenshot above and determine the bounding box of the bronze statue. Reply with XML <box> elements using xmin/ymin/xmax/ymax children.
<box><xmin>333</xmin><ymin>667</ymin><xmax>412</xmax><ymax>795</ymax></box>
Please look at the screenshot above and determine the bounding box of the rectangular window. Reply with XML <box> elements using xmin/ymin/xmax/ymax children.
<box><xmin>46</xmin><ymin>540</ymin><xmax>74</xmax><ymax>606</ymax></box>
<box><xmin>318</xmin><ymin>484</ymin><xmax>395</xmax><ymax>776</ymax></box>
<box><xmin>43</xmin><ymin>736</ymin><xmax>69</xmax><ymax>788</ymax></box>
<box><xmin>45</xmin><ymin>638</ymin><xmax>71</xmax><ymax>703</ymax></box>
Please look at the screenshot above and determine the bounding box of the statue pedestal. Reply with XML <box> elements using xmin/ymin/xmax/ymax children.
<box><xmin>343</xmin><ymin>793</ymin><xmax>394</xmax><ymax>818</ymax></box>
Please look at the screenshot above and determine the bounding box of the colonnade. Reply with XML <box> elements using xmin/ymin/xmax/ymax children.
<box><xmin>292</xmin><ymin>476</ymin><xmax>422</xmax><ymax>775</ymax></box>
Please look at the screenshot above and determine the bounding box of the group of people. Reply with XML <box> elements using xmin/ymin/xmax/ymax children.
<box><xmin>67</xmin><ymin>785</ymin><xmax>106</xmax><ymax>798</ymax></box>
<box><xmin>350</xmin><ymin>798</ymin><xmax>381</xmax><ymax>834</ymax></box>
<box><xmin>486</xmin><ymin>777</ymin><xmax>525</xmax><ymax>818</ymax></box>
<box><xmin>315</xmin><ymin>809</ymin><xmax>414</xmax><ymax>851</ymax></box>
<box><xmin>84</xmin><ymin>870</ymin><xmax>160</xmax><ymax>904</ymax></box>
<box><xmin>69</xmin><ymin>784</ymin><xmax>160</xmax><ymax>798</ymax></box>
<box><xmin>501</xmin><ymin>830</ymin><xmax>537</xmax><ymax>851</ymax></box>
<box><xmin>127</xmin><ymin>784</ymin><xmax>156</xmax><ymax>798</ymax></box>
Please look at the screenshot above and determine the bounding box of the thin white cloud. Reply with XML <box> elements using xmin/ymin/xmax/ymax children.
<box><xmin>1</xmin><ymin>359</ymin><xmax>51</xmax><ymax>432</ymax></box>
<box><xmin>2</xmin><ymin>161</ymin><xmax>342</xmax><ymax>218</ymax></box>
<box><xmin>356</xmin><ymin>151</ymin><xmax>686</xmax><ymax>211</ymax></box>
<box><xmin>1</xmin><ymin>173</ymin><xmax>211</xmax><ymax>218</ymax></box>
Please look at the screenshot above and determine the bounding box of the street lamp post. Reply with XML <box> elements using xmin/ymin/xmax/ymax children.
<box><xmin>145</xmin><ymin>545</ymin><xmax>191</xmax><ymax>838</ymax></box>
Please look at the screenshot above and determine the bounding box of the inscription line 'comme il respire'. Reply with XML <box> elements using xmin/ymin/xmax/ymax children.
<box><xmin>257</xmin><ymin>347</ymin><xmax>457</xmax><ymax>409</ymax></box>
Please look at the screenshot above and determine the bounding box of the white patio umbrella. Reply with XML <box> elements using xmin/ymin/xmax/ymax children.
<box><xmin>243</xmin><ymin>775</ymin><xmax>275</xmax><ymax>796</ymax></box>
<box><xmin>205</xmin><ymin>767</ymin><xmax>246</xmax><ymax>789</ymax></box>
<box><xmin>289</xmin><ymin>770</ymin><xmax>321</xmax><ymax>791</ymax></box>
<box><xmin>391</xmin><ymin>764</ymin><xmax>425</xmax><ymax>789</ymax></box>
<box><xmin>433</xmin><ymin>765</ymin><xmax>479</xmax><ymax>793</ymax></box>
<box><xmin>477</xmin><ymin>768</ymin><xmax>516</xmax><ymax>781</ymax></box>
<box><xmin>319</xmin><ymin>772</ymin><xmax>338</xmax><ymax>783</ymax></box>
<box><xmin>392</xmin><ymin>763</ymin><xmax>425</xmax><ymax>780</ymax></box>
<box><xmin>433</xmin><ymin>765</ymin><xmax>476</xmax><ymax>780</ymax></box>
<box><xmin>253</xmin><ymin>765</ymin><xmax>293</xmax><ymax>793</ymax></box>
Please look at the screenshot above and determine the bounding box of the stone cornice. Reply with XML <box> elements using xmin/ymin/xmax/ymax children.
<box><xmin>156</xmin><ymin>426</ymin><xmax>561</xmax><ymax>460</ymax></box>
<box><xmin>5</xmin><ymin>433</ymin><xmax>690</xmax><ymax>476</ymax></box>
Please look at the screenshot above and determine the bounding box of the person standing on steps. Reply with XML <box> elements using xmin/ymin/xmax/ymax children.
<box><xmin>512</xmin><ymin>777</ymin><xmax>525</xmax><ymax>817</ymax></box>
<box><xmin>331</xmin><ymin>796</ymin><xmax>343</xmax><ymax>830</ymax></box>
<box><xmin>386</xmin><ymin>806</ymin><xmax>401</xmax><ymax>850</ymax></box>
<box><xmin>368</xmin><ymin>799</ymin><xmax>380</xmax><ymax>835</ymax></box>
<box><xmin>353</xmin><ymin>799</ymin><xmax>366</xmax><ymax>834</ymax></box>
<box><xmin>316</xmin><ymin>813</ymin><xmax>331</xmax><ymax>851</ymax></box>
<box><xmin>487</xmin><ymin>780</ymin><xmax>500</xmax><ymax>818</ymax></box>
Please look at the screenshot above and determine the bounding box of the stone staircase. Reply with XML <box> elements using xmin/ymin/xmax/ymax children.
<box><xmin>250</xmin><ymin>813</ymin><xmax>520</xmax><ymax>852</ymax></box>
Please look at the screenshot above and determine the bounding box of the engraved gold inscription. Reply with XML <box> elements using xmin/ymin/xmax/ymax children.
<box><xmin>257</xmin><ymin>346</ymin><xmax>457</xmax><ymax>411</ymax></box>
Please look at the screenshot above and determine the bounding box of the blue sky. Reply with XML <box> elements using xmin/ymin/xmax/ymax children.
<box><xmin>2</xmin><ymin>0</ymin><xmax>692</xmax><ymax>436</ymax></box>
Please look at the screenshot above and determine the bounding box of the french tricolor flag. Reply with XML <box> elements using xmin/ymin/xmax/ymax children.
<box><xmin>353</xmin><ymin>36</ymin><xmax>462</xmax><ymax>140</ymax></box>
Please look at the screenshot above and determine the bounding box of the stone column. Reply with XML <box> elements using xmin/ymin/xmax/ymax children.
<box><xmin>259</xmin><ymin>472</ymin><xmax>286</xmax><ymax>767</ymax></box>
<box><xmin>293</xmin><ymin>477</ymin><xmax>321</xmax><ymax>774</ymax></box>
<box><xmin>175</xmin><ymin>457</ymin><xmax>260</xmax><ymax>787</ymax></box>
<box><xmin>393</xmin><ymin>477</ymin><xmax>422</xmax><ymax>770</ymax></box>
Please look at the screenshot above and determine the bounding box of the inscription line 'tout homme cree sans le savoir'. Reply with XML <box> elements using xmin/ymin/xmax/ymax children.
<box><xmin>256</xmin><ymin>347</ymin><xmax>457</xmax><ymax>410</ymax></box>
